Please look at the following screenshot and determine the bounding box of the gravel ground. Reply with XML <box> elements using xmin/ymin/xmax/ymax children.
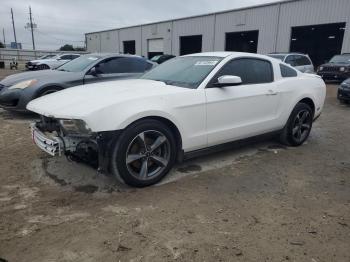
<box><xmin>0</xmin><ymin>69</ymin><xmax>349</xmax><ymax>262</ymax></box>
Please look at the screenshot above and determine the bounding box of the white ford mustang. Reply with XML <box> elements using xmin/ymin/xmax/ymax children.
<box><xmin>27</xmin><ymin>52</ymin><xmax>326</xmax><ymax>187</ymax></box>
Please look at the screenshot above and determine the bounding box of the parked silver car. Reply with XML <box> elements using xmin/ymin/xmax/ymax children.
<box><xmin>268</xmin><ymin>53</ymin><xmax>315</xmax><ymax>73</ymax></box>
<box><xmin>25</xmin><ymin>53</ymin><xmax>81</xmax><ymax>70</ymax></box>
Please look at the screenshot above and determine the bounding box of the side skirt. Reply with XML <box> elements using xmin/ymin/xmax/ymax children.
<box><xmin>182</xmin><ymin>130</ymin><xmax>283</xmax><ymax>161</ymax></box>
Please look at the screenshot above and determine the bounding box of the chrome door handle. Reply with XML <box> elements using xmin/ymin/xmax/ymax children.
<box><xmin>266</xmin><ymin>90</ymin><xmax>278</xmax><ymax>96</ymax></box>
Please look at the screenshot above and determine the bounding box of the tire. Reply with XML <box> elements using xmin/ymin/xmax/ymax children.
<box><xmin>110</xmin><ymin>119</ymin><xmax>177</xmax><ymax>187</ymax></box>
<box><xmin>339</xmin><ymin>99</ymin><xmax>349</xmax><ymax>104</ymax></box>
<box><xmin>37</xmin><ymin>64</ymin><xmax>50</xmax><ymax>70</ymax></box>
<box><xmin>280</xmin><ymin>102</ymin><xmax>313</xmax><ymax>147</ymax></box>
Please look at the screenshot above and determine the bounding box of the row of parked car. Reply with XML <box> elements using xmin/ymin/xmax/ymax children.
<box><xmin>2</xmin><ymin>52</ymin><xmax>346</xmax><ymax>112</ymax></box>
<box><xmin>0</xmin><ymin>50</ymin><xmax>345</xmax><ymax>187</ymax></box>
<box><xmin>25</xmin><ymin>53</ymin><xmax>175</xmax><ymax>71</ymax></box>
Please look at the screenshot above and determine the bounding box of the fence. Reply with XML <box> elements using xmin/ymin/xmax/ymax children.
<box><xmin>0</xmin><ymin>48</ymin><xmax>88</xmax><ymax>69</ymax></box>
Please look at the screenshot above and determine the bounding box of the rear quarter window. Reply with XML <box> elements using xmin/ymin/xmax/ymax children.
<box><xmin>280</xmin><ymin>64</ymin><xmax>298</xmax><ymax>78</ymax></box>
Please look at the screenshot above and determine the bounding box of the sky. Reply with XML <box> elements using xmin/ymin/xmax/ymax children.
<box><xmin>0</xmin><ymin>0</ymin><xmax>287</xmax><ymax>50</ymax></box>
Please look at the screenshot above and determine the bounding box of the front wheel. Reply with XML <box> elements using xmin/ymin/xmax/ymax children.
<box><xmin>280</xmin><ymin>102</ymin><xmax>313</xmax><ymax>146</ymax></box>
<box><xmin>110</xmin><ymin>120</ymin><xmax>177</xmax><ymax>187</ymax></box>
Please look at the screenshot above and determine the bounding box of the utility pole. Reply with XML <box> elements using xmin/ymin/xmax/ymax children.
<box><xmin>11</xmin><ymin>8</ymin><xmax>18</xmax><ymax>48</ymax></box>
<box><xmin>29</xmin><ymin>6</ymin><xmax>35</xmax><ymax>50</ymax></box>
<box><xmin>2</xmin><ymin>28</ymin><xmax>5</xmax><ymax>46</ymax></box>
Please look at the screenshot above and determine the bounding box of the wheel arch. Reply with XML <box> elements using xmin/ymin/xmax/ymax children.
<box><xmin>298</xmin><ymin>97</ymin><xmax>316</xmax><ymax>116</ymax></box>
<box><xmin>35</xmin><ymin>85</ymin><xmax>65</xmax><ymax>98</ymax></box>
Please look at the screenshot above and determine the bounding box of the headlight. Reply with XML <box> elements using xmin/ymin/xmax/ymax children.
<box><xmin>59</xmin><ymin>119</ymin><xmax>92</xmax><ymax>134</ymax></box>
<box><xmin>340</xmin><ymin>67</ymin><xmax>345</xmax><ymax>72</ymax></box>
<box><xmin>318</xmin><ymin>66</ymin><xmax>323</xmax><ymax>71</ymax></box>
<box><xmin>341</xmin><ymin>82</ymin><xmax>350</xmax><ymax>89</ymax></box>
<box><xmin>8</xmin><ymin>79</ymin><xmax>37</xmax><ymax>90</ymax></box>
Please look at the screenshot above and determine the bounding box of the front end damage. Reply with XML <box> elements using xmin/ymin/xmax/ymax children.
<box><xmin>31</xmin><ymin>116</ymin><xmax>119</xmax><ymax>174</ymax></box>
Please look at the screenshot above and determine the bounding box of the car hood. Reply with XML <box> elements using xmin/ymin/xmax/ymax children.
<box><xmin>27</xmin><ymin>79</ymin><xmax>188</xmax><ymax>119</ymax></box>
<box><xmin>0</xmin><ymin>70</ymin><xmax>80</xmax><ymax>87</ymax></box>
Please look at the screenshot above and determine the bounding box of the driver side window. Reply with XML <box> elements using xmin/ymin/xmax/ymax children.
<box><xmin>95</xmin><ymin>57</ymin><xmax>150</xmax><ymax>74</ymax></box>
<box><xmin>209</xmin><ymin>58</ymin><xmax>273</xmax><ymax>86</ymax></box>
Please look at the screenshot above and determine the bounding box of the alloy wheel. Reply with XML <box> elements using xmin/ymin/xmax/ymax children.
<box><xmin>292</xmin><ymin>109</ymin><xmax>312</xmax><ymax>143</ymax></box>
<box><xmin>125</xmin><ymin>130</ymin><xmax>170</xmax><ymax>181</ymax></box>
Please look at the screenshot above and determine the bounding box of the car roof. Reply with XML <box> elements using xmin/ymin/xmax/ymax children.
<box><xmin>185</xmin><ymin>51</ymin><xmax>275</xmax><ymax>61</ymax></box>
<box><xmin>269</xmin><ymin>52</ymin><xmax>307</xmax><ymax>56</ymax></box>
<box><xmin>83</xmin><ymin>53</ymin><xmax>149</xmax><ymax>60</ymax></box>
<box><xmin>59</xmin><ymin>53</ymin><xmax>81</xmax><ymax>56</ymax></box>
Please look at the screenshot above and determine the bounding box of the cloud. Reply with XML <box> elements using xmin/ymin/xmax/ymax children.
<box><xmin>0</xmin><ymin>0</ymin><xmax>285</xmax><ymax>50</ymax></box>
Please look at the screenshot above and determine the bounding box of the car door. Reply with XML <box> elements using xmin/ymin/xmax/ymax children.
<box><xmin>84</xmin><ymin>57</ymin><xmax>152</xmax><ymax>84</ymax></box>
<box><xmin>205</xmin><ymin>58</ymin><xmax>281</xmax><ymax>146</ymax></box>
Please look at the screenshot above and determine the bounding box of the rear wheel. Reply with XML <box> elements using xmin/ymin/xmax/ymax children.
<box><xmin>280</xmin><ymin>102</ymin><xmax>313</xmax><ymax>146</ymax></box>
<box><xmin>110</xmin><ymin>120</ymin><xmax>177</xmax><ymax>187</ymax></box>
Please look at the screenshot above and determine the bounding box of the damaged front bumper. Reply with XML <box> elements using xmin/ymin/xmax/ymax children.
<box><xmin>30</xmin><ymin>119</ymin><xmax>120</xmax><ymax>174</ymax></box>
<box><xmin>31</xmin><ymin>123</ymin><xmax>63</xmax><ymax>156</ymax></box>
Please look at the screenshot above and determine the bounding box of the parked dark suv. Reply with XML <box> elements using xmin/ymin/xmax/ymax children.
<box><xmin>317</xmin><ymin>54</ymin><xmax>350</xmax><ymax>81</ymax></box>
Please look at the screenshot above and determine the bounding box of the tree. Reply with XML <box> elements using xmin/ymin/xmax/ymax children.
<box><xmin>74</xmin><ymin>46</ymin><xmax>86</xmax><ymax>51</ymax></box>
<box><xmin>0</xmin><ymin>42</ymin><xmax>4</xmax><ymax>48</ymax></box>
<box><xmin>59</xmin><ymin>44</ymin><xmax>74</xmax><ymax>51</ymax></box>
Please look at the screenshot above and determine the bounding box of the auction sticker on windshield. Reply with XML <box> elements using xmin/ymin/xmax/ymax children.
<box><xmin>195</xmin><ymin>61</ymin><xmax>219</xmax><ymax>66</ymax></box>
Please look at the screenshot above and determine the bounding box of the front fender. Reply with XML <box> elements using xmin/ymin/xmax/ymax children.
<box><xmin>118</xmin><ymin>110</ymin><xmax>185</xmax><ymax>134</ymax></box>
<box><xmin>86</xmin><ymin>106</ymin><xmax>184</xmax><ymax>138</ymax></box>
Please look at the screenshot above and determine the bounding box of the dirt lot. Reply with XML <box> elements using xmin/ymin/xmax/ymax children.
<box><xmin>0</xmin><ymin>69</ymin><xmax>349</xmax><ymax>262</ymax></box>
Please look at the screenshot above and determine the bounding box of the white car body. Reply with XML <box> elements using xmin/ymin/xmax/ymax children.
<box><xmin>29</xmin><ymin>54</ymin><xmax>81</xmax><ymax>70</ymax></box>
<box><xmin>27</xmin><ymin>52</ymin><xmax>326</xmax><ymax>187</ymax></box>
<box><xmin>28</xmin><ymin>52</ymin><xmax>325</xmax><ymax>152</ymax></box>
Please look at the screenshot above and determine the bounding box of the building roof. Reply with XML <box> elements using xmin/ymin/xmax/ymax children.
<box><xmin>85</xmin><ymin>0</ymin><xmax>297</xmax><ymax>35</ymax></box>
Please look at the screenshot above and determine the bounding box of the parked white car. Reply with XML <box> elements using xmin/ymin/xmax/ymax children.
<box><xmin>268</xmin><ymin>53</ymin><xmax>315</xmax><ymax>73</ymax></box>
<box><xmin>25</xmin><ymin>53</ymin><xmax>81</xmax><ymax>70</ymax></box>
<box><xmin>27</xmin><ymin>52</ymin><xmax>326</xmax><ymax>187</ymax></box>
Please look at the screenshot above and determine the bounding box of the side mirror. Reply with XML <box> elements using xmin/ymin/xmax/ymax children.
<box><xmin>88</xmin><ymin>67</ymin><xmax>99</xmax><ymax>77</ymax></box>
<box><xmin>213</xmin><ymin>75</ymin><xmax>242</xmax><ymax>87</ymax></box>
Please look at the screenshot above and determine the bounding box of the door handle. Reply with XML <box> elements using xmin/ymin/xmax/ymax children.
<box><xmin>266</xmin><ymin>90</ymin><xmax>278</xmax><ymax>96</ymax></box>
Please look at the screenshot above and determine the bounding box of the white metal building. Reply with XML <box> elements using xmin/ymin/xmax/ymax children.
<box><xmin>85</xmin><ymin>0</ymin><xmax>350</xmax><ymax>66</ymax></box>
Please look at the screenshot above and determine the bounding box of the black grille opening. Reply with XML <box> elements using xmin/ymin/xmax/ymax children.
<box><xmin>0</xmin><ymin>99</ymin><xmax>19</xmax><ymax>107</ymax></box>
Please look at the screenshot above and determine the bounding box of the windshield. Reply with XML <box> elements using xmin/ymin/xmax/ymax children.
<box><xmin>268</xmin><ymin>54</ymin><xmax>286</xmax><ymax>61</ymax></box>
<box><xmin>329</xmin><ymin>55</ymin><xmax>350</xmax><ymax>64</ymax></box>
<box><xmin>57</xmin><ymin>55</ymin><xmax>102</xmax><ymax>72</ymax></box>
<box><xmin>151</xmin><ymin>55</ymin><xmax>162</xmax><ymax>61</ymax></box>
<box><xmin>141</xmin><ymin>56</ymin><xmax>222</xmax><ymax>88</ymax></box>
